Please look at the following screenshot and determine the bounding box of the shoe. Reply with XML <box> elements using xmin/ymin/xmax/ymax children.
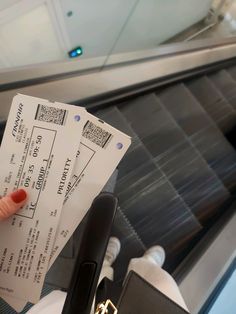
<box><xmin>104</xmin><ymin>237</ymin><xmax>121</xmax><ymax>266</ymax></box>
<box><xmin>143</xmin><ymin>245</ymin><xmax>165</xmax><ymax>267</ymax></box>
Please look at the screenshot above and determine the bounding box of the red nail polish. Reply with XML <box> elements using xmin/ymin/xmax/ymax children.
<box><xmin>10</xmin><ymin>189</ymin><xmax>27</xmax><ymax>204</ymax></box>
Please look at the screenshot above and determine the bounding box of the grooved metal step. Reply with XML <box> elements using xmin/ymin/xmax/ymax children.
<box><xmin>157</xmin><ymin>83</ymin><xmax>236</xmax><ymax>193</ymax></box>
<box><xmin>185</xmin><ymin>76</ymin><xmax>236</xmax><ymax>133</ymax></box>
<box><xmin>120</xmin><ymin>93</ymin><xmax>229</xmax><ymax>221</ymax></box>
<box><xmin>208</xmin><ymin>69</ymin><xmax>236</xmax><ymax>110</ymax></box>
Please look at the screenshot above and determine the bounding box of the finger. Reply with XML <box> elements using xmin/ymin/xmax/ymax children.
<box><xmin>0</xmin><ymin>189</ymin><xmax>27</xmax><ymax>221</ymax></box>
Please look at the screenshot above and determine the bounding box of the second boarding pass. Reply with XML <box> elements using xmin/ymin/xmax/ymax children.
<box><xmin>0</xmin><ymin>95</ymin><xmax>131</xmax><ymax>311</ymax></box>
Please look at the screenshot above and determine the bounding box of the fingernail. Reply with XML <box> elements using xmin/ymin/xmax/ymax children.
<box><xmin>10</xmin><ymin>189</ymin><xmax>27</xmax><ymax>204</ymax></box>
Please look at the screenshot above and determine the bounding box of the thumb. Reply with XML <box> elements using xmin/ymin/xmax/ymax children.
<box><xmin>0</xmin><ymin>189</ymin><xmax>27</xmax><ymax>221</ymax></box>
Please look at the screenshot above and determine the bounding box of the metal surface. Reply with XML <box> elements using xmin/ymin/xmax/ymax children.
<box><xmin>1</xmin><ymin>37</ymin><xmax>236</xmax><ymax>87</ymax></box>
<box><xmin>0</xmin><ymin>56</ymin><xmax>106</xmax><ymax>87</ymax></box>
<box><xmin>184</xmin><ymin>23</ymin><xmax>216</xmax><ymax>42</ymax></box>
<box><xmin>106</xmin><ymin>37</ymin><xmax>236</xmax><ymax>66</ymax></box>
<box><xmin>1</xmin><ymin>41</ymin><xmax>236</xmax><ymax>119</ymax></box>
<box><xmin>179</xmin><ymin>211</ymin><xmax>236</xmax><ymax>313</ymax></box>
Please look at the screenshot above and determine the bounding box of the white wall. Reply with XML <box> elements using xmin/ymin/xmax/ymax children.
<box><xmin>112</xmin><ymin>0</ymin><xmax>213</xmax><ymax>54</ymax></box>
<box><xmin>0</xmin><ymin>0</ymin><xmax>67</xmax><ymax>69</ymax></box>
<box><xmin>0</xmin><ymin>0</ymin><xmax>213</xmax><ymax>69</ymax></box>
<box><xmin>59</xmin><ymin>0</ymin><xmax>212</xmax><ymax>57</ymax></box>
<box><xmin>58</xmin><ymin>0</ymin><xmax>138</xmax><ymax>57</ymax></box>
<box><xmin>0</xmin><ymin>0</ymin><xmax>21</xmax><ymax>11</ymax></box>
<box><xmin>0</xmin><ymin>3</ymin><xmax>65</xmax><ymax>68</ymax></box>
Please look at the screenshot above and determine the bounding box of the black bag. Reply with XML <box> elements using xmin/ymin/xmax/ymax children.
<box><xmin>62</xmin><ymin>193</ymin><xmax>189</xmax><ymax>314</ymax></box>
<box><xmin>95</xmin><ymin>271</ymin><xmax>189</xmax><ymax>314</ymax></box>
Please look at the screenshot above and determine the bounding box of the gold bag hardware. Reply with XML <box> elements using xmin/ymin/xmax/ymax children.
<box><xmin>95</xmin><ymin>299</ymin><xmax>118</xmax><ymax>314</ymax></box>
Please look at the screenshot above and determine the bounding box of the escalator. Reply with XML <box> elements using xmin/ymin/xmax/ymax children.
<box><xmin>0</xmin><ymin>47</ymin><xmax>236</xmax><ymax>313</ymax></box>
<box><xmin>42</xmin><ymin>61</ymin><xmax>236</xmax><ymax>287</ymax></box>
<box><xmin>94</xmin><ymin>66</ymin><xmax>236</xmax><ymax>281</ymax></box>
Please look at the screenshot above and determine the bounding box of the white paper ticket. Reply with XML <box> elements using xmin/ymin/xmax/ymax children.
<box><xmin>1</xmin><ymin>100</ymin><xmax>131</xmax><ymax>312</ymax></box>
<box><xmin>49</xmin><ymin>111</ymin><xmax>131</xmax><ymax>266</ymax></box>
<box><xmin>0</xmin><ymin>94</ymin><xmax>86</xmax><ymax>303</ymax></box>
<box><xmin>3</xmin><ymin>113</ymin><xmax>131</xmax><ymax>312</ymax></box>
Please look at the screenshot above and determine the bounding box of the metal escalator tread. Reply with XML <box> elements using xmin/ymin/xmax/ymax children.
<box><xmin>96</xmin><ymin>106</ymin><xmax>202</xmax><ymax>277</ymax></box>
<box><xmin>208</xmin><ymin>69</ymin><xmax>236</xmax><ymax>110</ymax></box>
<box><xmin>185</xmin><ymin>76</ymin><xmax>236</xmax><ymax>134</ymax></box>
<box><xmin>157</xmin><ymin>83</ymin><xmax>236</xmax><ymax>193</ymax></box>
<box><xmin>227</xmin><ymin>64</ymin><xmax>236</xmax><ymax>81</ymax></box>
<box><xmin>118</xmin><ymin>94</ymin><xmax>229</xmax><ymax>223</ymax></box>
<box><xmin>97</xmin><ymin>106</ymin><xmax>201</xmax><ymax>231</ymax></box>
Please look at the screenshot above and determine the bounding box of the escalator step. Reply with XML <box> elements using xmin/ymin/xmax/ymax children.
<box><xmin>96</xmin><ymin>106</ymin><xmax>202</xmax><ymax>278</ymax></box>
<box><xmin>223</xmin><ymin>66</ymin><xmax>236</xmax><ymax>148</ymax></box>
<box><xmin>157</xmin><ymin>83</ymin><xmax>236</xmax><ymax>193</ymax></box>
<box><xmin>119</xmin><ymin>94</ymin><xmax>229</xmax><ymax>222</ymax></box>
<box><xmin>208</xmin><ymin>69</ymin><xmax>236</xmax><ymax>110</ymax></box>
<box><xmin>185</xmin><ymin>76</ymin><xmax>236</xmax><ymax>134</ymax></box>
<box><xmin>227</xmin><ymin>64</ymin><xmax>236</xmax><ymax>81</ymax></box>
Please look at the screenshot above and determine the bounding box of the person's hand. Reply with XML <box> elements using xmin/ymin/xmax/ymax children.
<box><xmin>0</xmin><ymin>189</ymin><xmax>27</xmax><ymax>220</ymax></box>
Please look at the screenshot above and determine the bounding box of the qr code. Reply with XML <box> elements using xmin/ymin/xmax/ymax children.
<box><xmin>35</xmin><ymin>104</ymin><xmax>67</xmax><ymax>126</ymax></box>
<box><xmin>82</xmin><ymin>120</ymin><xmax>112</xmax><ymax>148</ymax></box>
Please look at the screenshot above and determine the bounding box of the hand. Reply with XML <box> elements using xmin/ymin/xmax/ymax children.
<box><xmin>0</xmin><ymin>189</ymin><xmax>27</xmax><ymax>220</ymax></box>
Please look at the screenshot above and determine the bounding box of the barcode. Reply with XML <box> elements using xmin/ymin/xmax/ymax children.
<box><xmin>82</xmin><ymin>121</ymin><xmax>112</xmax><ymax>148</ymax></box>
<box><xmin>35</xmin><ymin>104</ymin><xmax>67</xmax><ymax>126</ymax></box>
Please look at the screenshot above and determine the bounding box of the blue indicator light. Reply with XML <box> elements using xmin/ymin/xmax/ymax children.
<box><xmin>68</xmin><ymin>46</ymin><xmax>83</xmax><ymax>58</ymax></box>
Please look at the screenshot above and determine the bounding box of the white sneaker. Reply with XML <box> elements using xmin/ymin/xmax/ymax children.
<box><xmin>143</xmin><ymin>245</ymin><xmax>165</xmax><ymax>267</ymax></box>
<box><xmin>104</xmin><ymin>237</ymin><xmax>121</xmax><ymax>266</ymax></box>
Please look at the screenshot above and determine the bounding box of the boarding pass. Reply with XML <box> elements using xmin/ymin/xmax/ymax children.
<box><xmin>0</xmin><ymin>94</ymin><xmax>86</xmax><ymax>303</ymax></box>
<box><xmin>50</xmin><ymin>111</ymin><xmax>131</xmax><ymax>266</ymax></box>
<box><xmin>0</xmin><ymin>96</ymin><xmax>131</xmax><ymax>312</ymax></box>
<box><xmin>5</xmin><ymin>110</ymin><xmax>131</xmax><ymax>312</ymax></box>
